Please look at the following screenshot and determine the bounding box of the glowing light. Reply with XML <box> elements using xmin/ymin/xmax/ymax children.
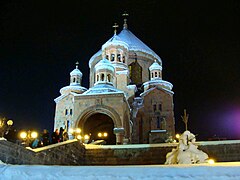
<box><xmin>31</xmin><ymin>131</ymin><xmax>38</xmax><ymax>139</ymax></box>
<box><xmin>76</xmin><ymin>135</ymin><xmax>82</xmax><ymax>140</ymax></box>
<box><xmin>76</xmin><ymin>128</ymin><xmax>81</xmax><ymax>133</ymax></box>
<box><xmin>7</xmin><ymin>120</ymin><xmax>13</xmax><ymax>126</ymax></box>
<box><xmin>98</xmin><ymin>133</ymin><xmax>102</xmax><ymax>137</ymax></box>
<box><xmin>84</xmin><ymin>135</ymin><xmax>90</xmax><ymax>140</ymax></box>
<box><xmin>20</xmin><ymin>131</ymin><xmax>27</xmax><ymax>139</ymax></box>
<box><xmin>103</xmin><ymin>132</ymin><xmax>108</xmax><ymax>137</ymax></box>
<box><xmin>208</xmin><ymin>159</ymin><xmax>215</xmax><ymax>164</ymax></box>
<box><xmin>69</xmin><ymin>128</ymin><xmax>74</xmax><ymax>134</ymax></box>
<box><xmin>176</xmin><ymin>134</ymin><xmax>180</xmax><ymax>139</ymax></box>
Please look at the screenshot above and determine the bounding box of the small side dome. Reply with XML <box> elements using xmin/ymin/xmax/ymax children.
<box><xmin>95</xmin><ymin>58</ymin><xmax>115</xmax><ymax>73</ymax></box>
<box><xmin>70</xmin><ymin>68</ymin><xmax>82</xmax><ymax>77</ymax></box>
<box><xmin>149</xmin><ymin>61</ymin><xmax>162</xmax><ymax>71</ymax></box>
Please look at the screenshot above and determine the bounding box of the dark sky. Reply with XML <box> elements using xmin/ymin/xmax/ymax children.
<box><xmin>0</xmin><ymin>1</ymin><xmax>240</xmax><ymax>140</ymax></box>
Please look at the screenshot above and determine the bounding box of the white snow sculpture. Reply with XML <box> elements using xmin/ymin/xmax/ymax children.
<box><xmin>165</xmin><ymin>130</ymin><xmax>209</xmax><ymax>164</ymax></box>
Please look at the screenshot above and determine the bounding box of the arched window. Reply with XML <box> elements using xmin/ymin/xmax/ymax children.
<box><xmin>65</xmin><ymin>109</ymin><xmax>68</xmax><ymax>115</ymax></box>
<box><xmin>70</xmin><ymin>109</ymin><xmax>72</xmax><ymax>115</ymax></box>
<box><xmin>117</xmin><ymin>54</ymin><xmax>121</xmax><ymax>62</ymax></box>
<box><xmin>111</xmin><ymin>54</ymin><xmax>115</xmax><ymax>61</ymax></box>
<box><xmin>122</xmin><ymin>56</ymin><xmax>125</xmax><ymax>63</ymax></box>
<box><xmin>73</xmin><ymin>77</ymin><xmax>76</xmax><ymax>82</ymax></box>
<box><xmin>106</xmin><ymin>55</ymin><xmax>109</xmax><ymax>60</ymax></box>
<box><xmin>107</xmin><ymin>74</ymin><xmax>111</xmax><ymax>82</ymax></box>
<box><xmin>155</xmin><ymin>72</ymin><xmax>157</xmax><ymax>77</ymax></box>
<box><xmin>101</xmin><ymin>74</ymin><xmax>104</xmax><ymax>81</ymax></box>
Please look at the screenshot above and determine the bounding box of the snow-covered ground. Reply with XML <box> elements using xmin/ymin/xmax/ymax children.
<box><xmin>1</xmin><ymin>162</ymin><xmax>240</xmax><ymax>180</ymax></box>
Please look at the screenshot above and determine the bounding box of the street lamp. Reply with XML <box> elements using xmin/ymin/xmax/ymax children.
<box><xmin>69</xmin><ymin>128</ymin><xmax>82</xmax><ymax>140</ymax></box>
<box><xmin>19</xmin><ymin>130</ymin><xmax>38</xmax><ymax>147</ymax></box>
<box><xmin>0</xmin><ymin>118</ymin><xmax>14</xmax><ymax>137</ymax></box>
<box><xmin>84</xmin><ymin>134</ymin><xmax>90</xmax><ymax>144</ymax></box>
<box><xmin>98</xmin><ymin>132</ymin><xmax>108</xmax><ymax>138</ymax></box>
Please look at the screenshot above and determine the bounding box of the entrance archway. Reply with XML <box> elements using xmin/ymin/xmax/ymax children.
<box><xmin>82</xmin><ymin>113</ymin><xmax>116</xmax><ymax>145</ymax></box>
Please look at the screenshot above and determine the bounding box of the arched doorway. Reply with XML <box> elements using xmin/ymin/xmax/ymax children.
<box><xmin>82</xmin><ymin>113</ymin><xmax>116</xmax><ymax>145</ymax></box>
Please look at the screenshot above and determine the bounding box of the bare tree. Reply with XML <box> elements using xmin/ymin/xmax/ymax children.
<box><xmin>181</xmin><ymin>109</ymin><xmax>189</xmax><ymax>131</ymax></box>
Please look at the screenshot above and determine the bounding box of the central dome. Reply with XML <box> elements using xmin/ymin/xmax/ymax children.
<box><xmin>89</xmin><ymin>28</ymin><xmax>161</xmax><ymax>68</ymax></box>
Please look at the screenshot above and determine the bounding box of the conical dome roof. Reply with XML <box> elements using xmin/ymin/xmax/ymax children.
<box><xmin>89</xmin><ymin>27</ymin><xmax>161</xmax><ymax>67</ymax></box>
<box><xmin>70</xmin><ymin>68</ymin><xmax>82</xmax><ymax>77</ymax></box>
<box><xmin>149</xmin><ymin>61</ymin><xmax>162</xmax><ymax>71</ymax></box>
<box><xmin>117</xmin><ymin>28</ymin><xmax>161</xmax><ymax>61</ymax></box>
<box><xmin>95</xmin><ymin>58</ymin><xmax>115</xmax><ymax>73</ymax></box>
<box><xmin>102</xmin><ymin>34</ymin><xmax>129</xmax><ymax>50</ymax></box>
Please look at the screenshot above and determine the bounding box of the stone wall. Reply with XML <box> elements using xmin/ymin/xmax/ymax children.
<box><xmin>197</xmin><ymin>140</ymin><xmax>240</xmax><ymax>162</ymax></box>
<box><xmin>84</xmin><ymin>144</ymin><xmax>174</xmax><ymax>165</ymax></box>
<box><xmin>85</xmin><ymin>140</ymin><xmax>240</xmax><ymax>165</ymax></box>
<box><xmin>1</xmin><ymin>139</ymin><xmax>240</xmax><ymax>165</ymax></box>
<box><xmin>0</xmin><ymin>139</ymin><xmax>85</xmax><ymax>165</ymax></box>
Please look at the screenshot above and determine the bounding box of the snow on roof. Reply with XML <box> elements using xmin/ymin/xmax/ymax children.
<box><xmin>149</xmin><ymin>61</ymin><xmax>162</xmax><ymax>71</ymax></box>
<box><xmin>89</xmin><ymin>28</ymin><xmax>162</xmax><ymax>67</ymax></box>
<box><xmin>118</xmin><ymin>28</ymin><xmax>161</xmax><ymax>61</ymax></box>
<box><xmin>143</xmin><ymin>79</ymin><xmax>173</xmax><ymax>92</ymax></box>
<box><xmin>70</xmin><ymin>68</ymin><xmax>82</xmax><ymax>77</ymax></box>
<box><xmin>102</xmin><ymin>34</ymin><xmax>129</xmax><ymax>50</ymax></box>
<box><xmin>60</xmin><ymin>85</ymin><xmax>87</xmax><ymax>95</ymax></box>
<box><xmin>89</xmin><ymin>49</ymin><xmax>101</xmax><ymax>68</ymax></box>
<box><xmin>83</xmin><ymin>83</ymin><xmax>123</xmax><ymax>95</ymax></box>
<box><xmin>95</xmin><ymin>58</ymin><xmax>115</xmax><ymax>73</ymax></box>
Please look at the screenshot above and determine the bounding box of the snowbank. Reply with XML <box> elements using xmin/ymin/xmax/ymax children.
<box><xmin>0</xmin><ymin>162</ymin><xmax>240</xmax><ymax>180</ymax></box>
<box><xmin>0</xmin><ymin>137</ymin><xmax>6</xmax><ymax>141</ymax></box>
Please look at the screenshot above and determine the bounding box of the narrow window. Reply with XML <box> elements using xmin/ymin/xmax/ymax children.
<box><xmin>106</xmin><ymin>55</ymin><xmax>109</xmax><ymax>60</ymax></box>
<box><xmin>117</xmin><ymin>54</ymin><xmax>121</xmax><ymax>62</ymax></box>
<box><xmin>101</xmin><ymin>74</ymin><xmax>104</xmax><ymax>81</ymax></box>
<box><xmin>65</xmin><ymin>109</ymin><xmax>68</xmax><ymax>115</ymax></box>
<box><xmin>70</xmin><ymin>109</ymin><xmax>72</xmax><ymax>115</ymax></box>
<box><xmin>155</xmin><ymin>72</ymin><xmax>157</xmax><ymax>77</ymax></box>
<box><xmin>66</xmin><ymin>120</ymin><xmax>70</xmax><ymax>131</ymax></box>
<box><xmin>158</xmin><ymin>72</ymin><xmax>161</xmax><ymax>78</ymax></box>
<box><xmin>157</xmin><ymin>116</ymin><xmax>160</xmax><ymax>128</ymax></box>
<box><xmin>122</xmin><ymin>56</ymin><xmax>125</xmax><ymax>63</ymax></box>
<box><xmin>151</xmin><ymin>73</ymin><xmax>153</xmax><ymax>78</ymax></box>
<box><xmin>153</xmin><ymin>104</ymin><xmax>156</xmax><ymax>112</ymax></box>
<box><xmin>111</xmin><ymin>54</ymin><xmax>115</xmax><ymax>61</ymax></box>
<box><xmin>159</xmin><ymin>104</ymin><xmax>162</xmax><ymax>111</ymax></box>
<box><xmin>97</xmin><ymin>75</ymin><xmax>99</xmax><ymax>81</ymax></box>
<box><xmin>73</xmin><ymin>77</ymin><xmax>76</xmax><ymax>82</ymax></box>
<box><xmin>107</xmin><ymin>74</ymin><xmax>111</xmax><ymax>82</ymax></box>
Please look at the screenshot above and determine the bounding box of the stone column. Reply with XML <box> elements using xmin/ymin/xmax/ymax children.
<box><xmin>113</xmin><ymin>128</ymin><xmax>125</xmax><ymax>145</ymax></box>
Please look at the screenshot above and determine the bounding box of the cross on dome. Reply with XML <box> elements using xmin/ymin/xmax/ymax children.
<box><xmin>122</xmin><ymin>12</ymin><xmax>129</xmax><ymax>29</ymax></box>
<box><xmin>75</xmin><ymin>61</ymin><xmax>79</xmax><ymax>69</ymax></box>
<box><xmin>112</xmin><ymin>23</ymin><xmax>119</xmax><ymax>35</ymax></box>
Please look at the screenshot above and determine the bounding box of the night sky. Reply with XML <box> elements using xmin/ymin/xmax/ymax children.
<box><xmin>1</xmin><ymin>1</ymin><xmax>240</xmax><ymax>140</ymax></box>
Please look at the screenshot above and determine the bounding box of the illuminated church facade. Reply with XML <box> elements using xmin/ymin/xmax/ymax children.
<box><xmin>54</xmin><ymin>17</ymin><xmax>175</xmax><ymax>144</ymax></box>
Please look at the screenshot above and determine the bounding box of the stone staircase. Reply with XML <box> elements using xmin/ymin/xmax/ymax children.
<box><xmin>0</xmin><ymin>139</ymin><xmax>85</xmax><ymax>165</ymax></box>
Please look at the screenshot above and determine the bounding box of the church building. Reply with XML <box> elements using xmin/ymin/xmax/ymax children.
<box><xmin>54</xmin><ymin>16</ymin><xmax>175</xmax><ymax>144</ymax></box>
